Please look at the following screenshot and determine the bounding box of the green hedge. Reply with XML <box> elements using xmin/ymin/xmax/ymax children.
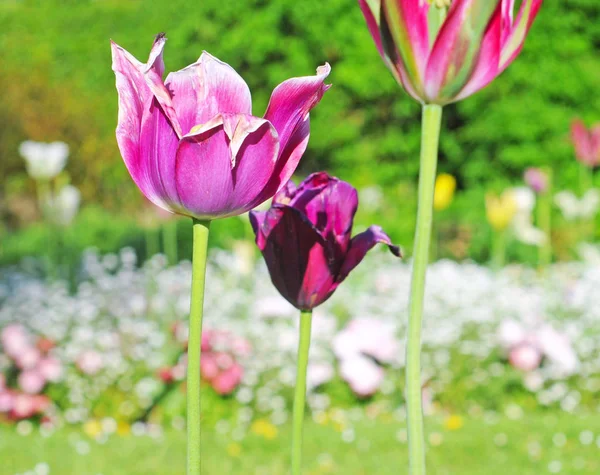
<box><xmin>0</xmin><ymin>0</ymin><xmax>598</xmax><ymax>261</ymax></box>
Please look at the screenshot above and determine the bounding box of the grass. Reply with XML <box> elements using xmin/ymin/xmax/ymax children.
<box><xmin>1</xmin><ymin>411</ymin><xmax>599</xmax><ymax>474</ymax></box>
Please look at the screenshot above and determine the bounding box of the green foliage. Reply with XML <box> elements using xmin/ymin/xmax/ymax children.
<box><xmin>0</xmin><ymin>0</ymin><xmax>598</xmax><ymax>259</ymax></box>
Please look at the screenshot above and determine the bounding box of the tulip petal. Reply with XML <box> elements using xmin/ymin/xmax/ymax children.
<box><xmin>111</xmin><ymin>38</ymin><xmax>180</xmax><ymax>212</ymax></box>
<box><xmin>259</xmin><ymin>64</ymin><xmax>331</xmax><ymax>194</ymax></box>
<box><xmin>165</xmin><ymin>52</ymin><xmax>252</xmax><ymax>136</ymax></box>
<box><xmin>175</xmin><ymin>113</ymin><xmax>279</xmax><ymax>219</ymax></box>
<box><xmin>337</xmin><ymin>226</ymin><xmax>401</xmax><ymax>283</ymax></box>
<box><xmin>454</xmin><ymin>8</ymin><xmax>502</xmax><ymax>101</ymax></box>
<box><xmin>250</xmin><ymin>205</ymin><xmax>337</xmax><ymax>310</ymax></box>
<box><xmin>358</xmin><ymin>0</ymin><xmax>386</xmax><ymax>58</ymax></box>
<box><xmin>273</xmin><ymin>180</ymin><xmax>298</xmax><ymax>205</ymax></box>
<box><xmin>380</xmin><ymin>0</ymin><xmax>430</xmax><ymax>96</ymax></box>
<box><xmin>499</xmin><ymin>0</ymin><xmax>543</xmax><ymax>70</ymax></box>
<box><xmin>425</xmin><ymin>0</ymin><xmax>501</xmax><ymax>103</ymax></box>
<box><xmin>290</xmin><ymin>173</ymin><xmax>359</xmax><ymax>252</ymax></box>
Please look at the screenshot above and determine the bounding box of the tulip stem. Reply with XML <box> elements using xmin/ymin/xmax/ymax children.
<box><xmin>406</xmin><ymin>104</ymin><xmax>442</xmax><ymax>475</ymax></box>
<box><xmin>291</xmin><ymin>309</ymin><xmax>313</xmax><ymax>475</ymax></box>
<box><xmin>187</xmin><ymin>219</ymin><xmax>211</xmax><ymax>475</ymax></box>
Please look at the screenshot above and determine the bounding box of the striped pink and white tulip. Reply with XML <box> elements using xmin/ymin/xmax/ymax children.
<box><xmin>358</xmin><ymin>0</ymin><xmax>543</xmax><ymax>104</ymax></box>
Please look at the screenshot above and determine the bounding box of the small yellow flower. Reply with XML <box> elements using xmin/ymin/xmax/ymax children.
<box><xmin>444</xmin><ymin>414</ymin><xmax>464</xmax><ymax>431</ymax></box>
<box><xmin>116</xmin><ymin>421</ymin><xmax>131</xmax><ymax>437</ymax></box>
<box><xmin>227</xmin><ymin>442</ymin><xmax>242</xmax><ymax>457</ymax></box>
<box><xmin>434</xmin><ymin>174</ymin><xmax>456</xmax><ymax>211</ymax></box>
<box><xmin>486</xmin><ymin>191</ymin><xmax>517</xmax><ymax>231</ymax></box>
<box><xmin>250</xmin><ymin>418</ymin><xmax>278</xmax><ymax>440</ymax></box>
<box><xmin>83</xmin><ymin>419</ymin><xmax>103</xmax><ymax>439</ymax></box>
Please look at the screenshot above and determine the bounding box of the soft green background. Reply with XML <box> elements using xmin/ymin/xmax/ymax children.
<box><xmin>0</xmin><ymin>0</ymin><xmax>598</xmax><ymax>263</ymax></box>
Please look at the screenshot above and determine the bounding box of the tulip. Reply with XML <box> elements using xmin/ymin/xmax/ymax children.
<box><xmin>45</xmin><ymin>184</ymin><xmax>81</xmax><ymax>226</ymax></box>
<box><xmin>571</xmin><ymin>119</ymin><xmax>600</xmax><ymax>169</ymax></box>
<box><xmin>111</xmin><ymin>34</ymin><xmax>330</xmax><ymax>221</ymax></box>
<box><xmin>433</xmin><ymin>173</ymin><xmax>456</xmax><ymax>211</ymax></box>
<box><xmin>524</xmin><ymin>168</ymin><xmax>548</xmax><ymax>194</ymax></box>
<box><xmin>485</xmin><ymin>191</ymin><xmax>517</xmax><ymax>232</ymax></box>
<box><xmin>251</xmin><ymin>172</ymin><xmax>400</xmax><ymax>475</ymax></box>
<box><xmin>250</xmin><ymin>173</ymin><xmax>400</xmax><ymax>311</ymax></box>
<box><xmin>357</xmin><ymin>2</ymin><xmax>543</xmax><ymax>471</ymax></box>
<box><xmin>111</xmin><ymin>34</ymin><xmax>330</xmax><ymax>474</ymax></box>
<box><xmin>18</xmin><ymin>370</ymin><xmax>46</xmax><ymax>395</ymax></box>
<box><xmin>358</xmin><ymin>0</ymin><xmax>543</xmax><ymax>105</ymax></box>
<box><xmin>19</xmin><ymin>140</ymin><xmax>69</xmax><ymax>180</ymax></box>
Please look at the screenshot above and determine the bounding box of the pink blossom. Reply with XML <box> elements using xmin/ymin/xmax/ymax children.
<box><xmin>340</xmin><ymin>355</ymin><xmax>385</xmax><ymax>398</ymax></box>
<box><xmin>212</xmin><ymin>363</ymin><xmax>243</xmax><ymax>396</ymax></box>
<box><xmin>18</xmin><ymin>370</ymin><xmax>46</xmax><ymax>395</ymax></box>
<box><xmin>1</xmin><ymin>324</ymin><xmax>31</xmax><ymax>359</ymax></box>
<box><xmin>15</xmin><ymin>347</ymin><xmax>41</xmax><ymax>370</ymax></box>
<box><xmin>509</xmin><ymin>344</ymin><xmax>542</xmax><ymax>372</ymax></box>
<box><xmin>38</xmin><ymin>356</ymin><xmax>63</xmax><ymax>383</ymax></box>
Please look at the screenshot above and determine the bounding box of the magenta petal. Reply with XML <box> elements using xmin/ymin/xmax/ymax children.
<box><xmin>358</xmin><ymin>0</ymin><xmax>386</xmax><ymax>58</ymax></box>
<box><xmin>250</xmin><ymin>205</ymin><xmax>337</xmax><ymax>310</ymax></box>
<box><xmin>138</xmin><ymin>100</ymin><xmax>181</xmax><ymax>209</ymax></box>
<box><xmin>425</xmin><ymin>0</ymin><xmax>502</xmax><ymax>103</ymax></box>
<box><xmin>454</xmin><ymin>8</ymin><xmax>502</xmax><ymax>101</ymax></box>
<box><xmin>165</xmin><ymin>52</ymin><xmax>252</xmax><ymax>136</ymax></box>
<box><xmin>290</xmin><ymin>173</ymin><xmax>358</xmax><ymax>252</ymax></box>
<box><xmin>111</xmin><ymin>39</ymin><xmax>178</xmax><ymax>211</ymax></box>
<box><xmin>499</xmin><ymin>0</ymin><xmax>543</xmax><ymax>71</ymax></box>
<box><xmin>337</xmin><ymin>226</ymin><xmax>401</xmax><ymax>283</ymax></box>
<box><xmin>174</xmin><ymin>114</ymin><xmax>279</xmax><ymax>220</ymax></box>
<box><xmin>273</xmin><ymin>180</ymin><xmax>298</xmax><ymax>205</ymax></box>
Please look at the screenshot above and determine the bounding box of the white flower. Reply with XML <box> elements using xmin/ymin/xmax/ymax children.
<box><xmin>555</xmin><ymin>189</ymin><xmax>600</xmax><ymax>221</ymax></box>
<box><xmin>19</xmin><ymin>140</ymin><xmax>69</xmax><ymax>180</ymax></box>
<box><xmin>509</xmin><ymin>187</ymin><xmax>546</xmax><ymax>246</ymax></box>
<box><xmin>46</xmin><ymin>185</ymin><xmax>81</xmax><ymax>226</ymax></box>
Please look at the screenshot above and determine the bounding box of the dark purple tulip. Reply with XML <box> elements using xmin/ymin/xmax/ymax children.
<box><xmin>250</xmin><ymin>173</ymin><xmax>401</xmax><ymax>311</ymax></box>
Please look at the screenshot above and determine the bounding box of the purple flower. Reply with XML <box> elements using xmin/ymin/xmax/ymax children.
<box><xmin>111</xmin><ymin>34</ymin><xmax>330</xmax><ymax>220</ymax></box>
<box><xmin>250</xmin><ymin>173</ymin><xmax>401</xmax><ymax>310</ymax></box>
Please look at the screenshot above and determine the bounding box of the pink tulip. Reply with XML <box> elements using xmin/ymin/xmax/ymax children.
<box><xmin>524</xmin><ymin>168</ymin><xmax>548</xmax><ymax>194</ymax></box>
<box><xmin>38</xmin><ymin>356</ymin><xmax>63</xmax><ymax>383</ymax></box>
<box><xmin>18</xmin><ymin>370</ymin><xmax>46</xmax><ymax>395</ymax></box>
<box><xmin>571</xmin><ymin>119</ymin><xmax>600</xmax><ymax>168</ymax></box>
<box><xmin>212</xmin><ymin>363</ymin><xmax>243</xmax><ymax>396</ymax></box>
<box><xmin>508</xmin><ymin>344</ymin><xmax>542</xmax><ymax>372</ymax></box>
<box><xmin>111</xmin><ymin>34</ymin><xmax>330</xmax><ymax>220</ymax></box>
<box><xmin>76</xmin><ymin>350</ymin><xmax>104</xmax><ymax>375</ymax></box>
<box><xmin>358</xmin><ymin>0</ymin><xmax>543</xmax><ymax>104</ymax></box>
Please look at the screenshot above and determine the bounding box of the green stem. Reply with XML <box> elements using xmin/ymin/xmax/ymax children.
<box><xmin>492</xmin><ymin>229</ymin><xmax>507</xmax><ymax>270</ymax></box>
<box><xmin>164</xmin><ymin>220</ymin><xmax>179</xmax><ymax>265</ymax></box>
<box><xmin>579</xmin><ymin>163</ymin><xmax>593</xmax><ymax>197</ymax></box>
<box><xmin>406</xmin><ymin>104</ymin><xmax>442</xmax><ymax>475</ymax></box>
<box><xmin>291</xmin><ymin>309</ymin><xmax>313</xmax><ymax>475</ymax></box>
<box><xmin>187</xmin><ymin>219</ymin><xmax>211</xmax><ymax>475</ymax></box>
<box><xmin>537</xmin><ymin>169</ymin><xmax>552</xmax><ymax>268</ymax></box>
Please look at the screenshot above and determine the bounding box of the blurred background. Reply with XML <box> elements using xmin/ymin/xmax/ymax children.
<box><xmin>1</xmin><ymin>1</ymin><xmax>600</xmax><ymax>474</ymax></box>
